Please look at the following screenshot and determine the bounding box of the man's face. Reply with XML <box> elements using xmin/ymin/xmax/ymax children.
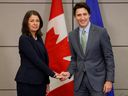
<box><xmin>75</xmin><ymin>8</ymin><xmax>90</xmax><ymax>28</ymax></box>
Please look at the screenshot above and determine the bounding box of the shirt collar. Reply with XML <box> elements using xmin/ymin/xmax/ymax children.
<box><xmin>79</xmin><ymin>22</ymin><xmax>91</xmax><ymax>34</ymax></box>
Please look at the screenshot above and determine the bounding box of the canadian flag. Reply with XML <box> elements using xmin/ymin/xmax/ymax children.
<box><xmin>45</xmin><ymin>0</ymin><xmax>74</xmax><ymax>96</ymax></box>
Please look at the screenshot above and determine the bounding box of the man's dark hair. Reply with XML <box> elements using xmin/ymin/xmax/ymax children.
<box><xmin>73</xmin><ymin>2</ymin><xmax>90</xmax><ymax>16</ymax></box>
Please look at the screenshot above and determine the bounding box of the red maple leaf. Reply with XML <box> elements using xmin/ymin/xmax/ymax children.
<box><xmin>45</xmin><ymin>27</ymin><xmax>71</xmax><ymax>73</ymax></box>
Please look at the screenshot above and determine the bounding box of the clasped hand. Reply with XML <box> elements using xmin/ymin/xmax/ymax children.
<box><xmin>54</xmin><ymin>72</ymin><xmax>70</xmax><ymax>81</ymax></box>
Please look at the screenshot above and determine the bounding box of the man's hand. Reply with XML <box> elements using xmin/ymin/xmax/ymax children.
<box><xmin>53</xmin><ymin>72</ymin><xmax>64</xmax><ymax>79</ymax></box>
<box><xmin>103</xmin><ymin>81</ymin><xmax>112</xmax><ymax>93</ymax></box>
<box><xmin>59</xmin><ymin>71</ymin><xmax>70</xmax><ymax>81</ymax></box>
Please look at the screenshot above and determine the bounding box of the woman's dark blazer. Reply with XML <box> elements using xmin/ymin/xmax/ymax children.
<box><xmin>15</xmin><ymin>34</ymin><xmax>55</xmax><ymax>84</ymax></box>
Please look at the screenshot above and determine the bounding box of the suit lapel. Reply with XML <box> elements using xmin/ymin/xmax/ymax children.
<box><xmin>74</xmin><ymin>28</ymin><xmax>84</xmax><ymax>57</ymax></box>
<box><xmin>37</xmin><ymin>38</ymin><xmax>49</xmax><ymax>59</ymax></box>
<box><xmin>30</xmin><ymin>37</ymin><xmax>40</xmax><ymax>53</ymax></box>
<box><xmin>30</xmin><ymin>37</ymin><xmax>49</xmax><ymax>63</ymax></box>
<box><xmin>85</xmin><ymin>24</ymin><xmax>95</xmax><ymax>57</ymax></box>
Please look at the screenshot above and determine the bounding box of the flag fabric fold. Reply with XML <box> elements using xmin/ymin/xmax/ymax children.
<box><xmin>45</xmin><ymin>0</ymin><xmax>73</xmax><ymax>96</ymax></box>
<box><xmin>86</xmin><ymin>0</ymin><xmax>114</xmax><ymax>96</ymax></box>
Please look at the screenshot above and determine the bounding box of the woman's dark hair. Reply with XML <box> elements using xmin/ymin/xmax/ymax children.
<box><xmin>73</xmin><ymin>2</ymin><xmax>90</xmax><ymax>16</ymax></box>
<box><xmin>21</xmin><ymin>10</ymin><xmax>43</xmax><ymax>37</ymax></box>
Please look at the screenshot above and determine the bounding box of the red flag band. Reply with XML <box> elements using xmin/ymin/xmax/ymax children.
<box><xmin>45</xmin><ymin>0</ymin><xmax>73</xmax><ymax>96</ymax></box>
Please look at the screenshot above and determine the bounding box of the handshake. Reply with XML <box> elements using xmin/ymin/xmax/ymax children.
<box><xmin>54</xmin><ymin>72</ymin><xmax>70</xmax><ymax>81</ymax></box>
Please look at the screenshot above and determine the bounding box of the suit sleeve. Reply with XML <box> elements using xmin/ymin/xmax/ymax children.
<box><xmin>19</xmin><ymin>35</ymin><xmax>55</xmax><ymax>77</ymax></box>
<box><xmin>100</xmin><ymin>28</ymin><xmax>115</xmax><ymax>82</ymax></box>
<box><xmin>67</xmin><ymin>33</ymin><xmax>77</xmax><ymax>76</ymax></box>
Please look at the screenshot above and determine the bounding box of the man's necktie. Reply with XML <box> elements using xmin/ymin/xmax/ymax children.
<box><xmin>81</xmin><ymin>29</ymin><xmax>86</xmax><ymax>53</ymax></box>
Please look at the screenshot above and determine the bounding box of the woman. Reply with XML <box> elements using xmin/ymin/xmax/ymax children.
<box><xmin>15</xmin><ymin>10</ymin><xmax>59</xmax><ymax>96</ymax></box>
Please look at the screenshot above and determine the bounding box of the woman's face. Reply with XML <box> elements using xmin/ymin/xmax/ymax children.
<box><xmin>28</xmin><ymin>14</ymin><xmax>40</xmax><ymax>33</ymax></box>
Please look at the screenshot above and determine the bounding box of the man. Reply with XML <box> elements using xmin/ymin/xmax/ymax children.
<box><xmin>60</xmin><ymin>2</ymin><xmax>115</xmax><ymax>96</ymax></box>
